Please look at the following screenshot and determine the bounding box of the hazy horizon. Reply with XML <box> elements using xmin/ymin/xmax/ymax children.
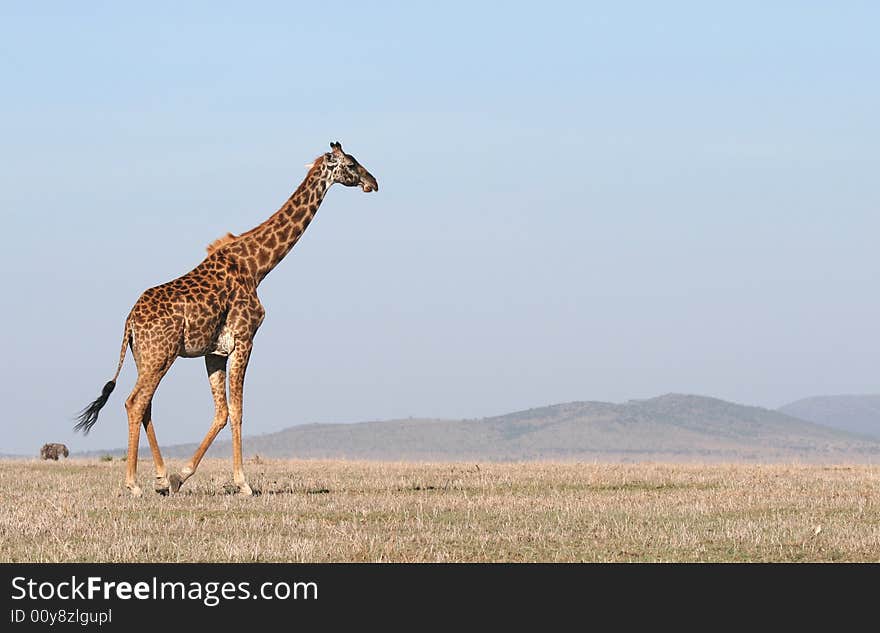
<box><xmin>2</xmin><ymin>3</ymin><xmax>878</xmax><ymax>455</ymax></box>
<box><xmin>0</xmin><ymin>390</ymin><xmax>814</xmax><ymax>457</ymax></box>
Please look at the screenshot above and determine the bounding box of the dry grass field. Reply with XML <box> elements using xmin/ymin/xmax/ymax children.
<box><xmin>1</xmin><ymin>457</ymin><xmax>878</xmax><ymax>562</ymax></box>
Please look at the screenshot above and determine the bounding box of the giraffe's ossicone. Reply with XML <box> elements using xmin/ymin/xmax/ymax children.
<box><xmin>75</xmin><ymin>142</ymin><xmax>378</xmax><ymax>496</ymax></box>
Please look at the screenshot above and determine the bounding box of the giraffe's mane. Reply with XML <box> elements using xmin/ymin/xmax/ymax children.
<box><xmin>206</xmin><ymin>232</ymin><xmax>239</xmax><ymax>254</ymax></box>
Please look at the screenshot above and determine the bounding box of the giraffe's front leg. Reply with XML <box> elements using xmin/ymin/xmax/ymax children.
<box><xmin>170</xmin><ymin>354</ymin><xmax>229</xmax><ymax>493</ymax></box>
<box><xmin>228</xmin><ymin>341</ymin><xmax>253</xmax><ymax>496</ymax></box>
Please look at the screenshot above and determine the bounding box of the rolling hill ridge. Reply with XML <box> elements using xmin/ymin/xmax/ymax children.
<box><xmin>779</xmin><ymin>394</ymin><xmax>880</xmax><ymax>439</ymax></box>
<box><xmin>81</xmin><ymin>393</ymin><xmax>880</xmax><ymax>463</ymax></box>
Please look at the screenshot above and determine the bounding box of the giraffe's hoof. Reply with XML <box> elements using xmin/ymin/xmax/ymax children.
<box><xmin>127</xmin><ymin>485</ymin><xmax>142</xmax><ymax>498</ymax></box>
<box><xmin>169</xmin><ymin>473</ymin><xmax>183</xmax><ymax>494</ymax></box>
<box><xmin>237</xmin><ymin>483</ymin><xmax>253</xmax><ymax>497</ymax></box>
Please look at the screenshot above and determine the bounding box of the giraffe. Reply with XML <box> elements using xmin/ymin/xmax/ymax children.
<box><xmin>75</xmin><ymin>141</ymin><xmax>378</xmax><ymax>496</ymax></box>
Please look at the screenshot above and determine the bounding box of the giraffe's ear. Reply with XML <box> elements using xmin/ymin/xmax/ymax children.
<box><xmin>304</xmin><ymin>162</ymin><xmax>315</xmax><ymax>169</ymax></box>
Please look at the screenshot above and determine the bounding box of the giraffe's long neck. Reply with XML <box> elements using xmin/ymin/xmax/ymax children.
<box><xmin>229</xmin><ymin>162</ymin><xmax>331</xmax><ymax>283</ymax></box>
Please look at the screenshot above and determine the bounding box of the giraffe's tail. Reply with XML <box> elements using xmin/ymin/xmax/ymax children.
<box><xmin>74</xmin><ymin>317</ymin><xmax>132</xmax><ymax>435</ymax></box>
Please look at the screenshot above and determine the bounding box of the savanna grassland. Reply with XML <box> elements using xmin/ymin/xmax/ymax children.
<box><xmin>1</xmin><ymin>458</ymin><xmax>878</xmax><ymax>562</ymax></box>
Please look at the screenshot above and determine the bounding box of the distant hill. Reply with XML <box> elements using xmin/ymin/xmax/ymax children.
<box><xmin>80</xmin><ymin>394</ymin><xmax>880</xmax><ymax>463</ymax></box>
<box><xmin>779</xmin><ymin>395</ymin><xmax>880</xmax><ymax>440</ymax></box>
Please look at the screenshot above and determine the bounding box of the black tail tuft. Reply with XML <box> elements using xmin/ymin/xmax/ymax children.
<box><xmin>74</xmin><ymin>380</ymin><xmax>116</xmax><ymax>435</ymax></box>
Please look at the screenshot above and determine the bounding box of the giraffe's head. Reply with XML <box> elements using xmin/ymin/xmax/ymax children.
<box><xmin>315</xmin><ymin>141</ymin><xmax>378</xmax><ymax>193</ymax></box>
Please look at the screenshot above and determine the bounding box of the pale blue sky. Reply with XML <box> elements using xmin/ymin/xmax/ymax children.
<box><xmin>1</xmin><ymin>2</ymin><xmax>878</xmax><ymax>454</ymax></box>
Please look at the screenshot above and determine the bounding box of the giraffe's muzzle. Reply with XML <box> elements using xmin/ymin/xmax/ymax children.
<box><xmin>360</xmin><ymin>170</ymin><xmax>378</xmax><ymax>193</ymax></box>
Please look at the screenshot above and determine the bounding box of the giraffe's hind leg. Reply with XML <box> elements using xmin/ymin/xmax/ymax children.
<box><xmin>170</xmin><ymin>354</ymin><xmax>229</xmax><ymax>494</ymax></box>
<box><xmin>124</xmin><ymin>360</ymin><xmax>174</xmax><ymax>497</ymax></box>
<box><xmin>142</xmin><ymin>402</ymin><xmax>171</xmax><ymax>495</ymax></box>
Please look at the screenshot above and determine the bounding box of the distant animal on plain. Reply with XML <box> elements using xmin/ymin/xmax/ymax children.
<box><xmin>40</xmin><ymin>443</ymin><xmax>69</xmax><ymax>460</ymax></box>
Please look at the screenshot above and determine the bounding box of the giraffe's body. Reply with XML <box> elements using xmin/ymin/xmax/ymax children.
<box><xmin>129</xmin><ymin>247</ymin><xmax>257</xmax><ymax>361</ymax></box>
<box><xmin>76</xmin><ymin>142</ymin><xmax>377</xmax><ymax>496</ymax></box>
